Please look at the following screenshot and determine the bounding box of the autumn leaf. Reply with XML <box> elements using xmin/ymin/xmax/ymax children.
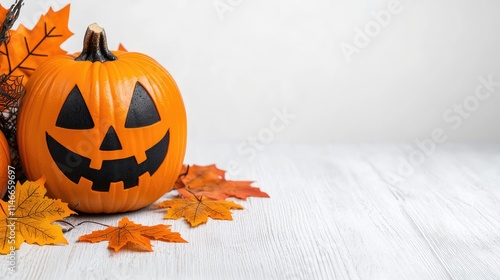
<box><xmin>78</xmin><ymin>217</ymin><xmax>187</xmax><ymax>252</ymax></box>
<box><xmin>155</xmin><ymin>195</ymin><xmax>244</xmax><ymax>227</ymax></box>
<box><xmin>117</xmin><ymin>43</ymin><xmax>127</xmax><ymax>51</ymax></box>
<box><xmin>0</xmin><ymin>177</ymin><xmax>76</xmax><ymax>254</ymax></box>
<box><xmin>178</xmin><ymin>180</ymin><xmax>269</xmax><ymax>201</ymax></box>
<box><xmin>173</xmin><ymin>164</ymin><xmax>189</xmax><ymax>189</ymax></box>
<box><xmin>181</xmin><ymin>164</ymin><xmax>226</xmax><ymax>187</ymax></box>
<box><xmin>176</xmin><ymin>164</ymin><xmax>270</xmax><ymax>200</ymax></box>
<box><xmin>0</xmin><ymin>4</ymin><xmax>73</xmax><ymax>84</ymax></box>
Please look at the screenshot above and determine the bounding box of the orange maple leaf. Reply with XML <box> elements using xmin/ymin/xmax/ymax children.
<box><xmin>0</xmin><ymin>177</ymin><xmax>76</xmax><ymax>254</ymax></box>
<box><xmin>155</xmin><ymin>195</ymin><xmax>244</xmax><ymax>227</ymax></box>
<box><xmin>0</xmin><ymin>4</ymin><xmax>73</xmax><ymax>84</ymax></box>
<box><xmin>173</xmin><ymin>164</ymin><xmax>189</xmax><ymax>189</ymax></box>
<box><xmin>78</xmin><ymin>217</ymin><xmax>187</xmax><ymax>252</ymax></box>
<box><xmin>176</xmin><ymin>164</ymin><xmax>270</xmax><ymax>200</ymax></box>
<box><xmin>117</xmin><ymin>43</ymin><xmax>127</xmax><ymax>51</ymax></box>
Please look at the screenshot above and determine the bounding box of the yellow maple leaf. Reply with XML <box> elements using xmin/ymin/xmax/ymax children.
<box><xmin>155</xmin><ymin>195</ymin><xmax>244</xmax><ymax>227</ymax></box>
<box><xmin>0</xmin><ymin>177</ymin><xmax>75</xmax><ymax>254</ymax></box>
<box><xmin>0</xmin><ymin>4</ymin><xmax>73</xmax><ymax>84</ymax></box>
<box><xmin>78</xmin><ymin>217</ymin><xmax>187</xmax><ymax>252</ymax></box>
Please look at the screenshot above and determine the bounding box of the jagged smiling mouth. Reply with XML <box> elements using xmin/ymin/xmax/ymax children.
<box><xmin>46</xmin><ymin>130</ymin><xmax>169</xmax><ymax>192</ymax></box>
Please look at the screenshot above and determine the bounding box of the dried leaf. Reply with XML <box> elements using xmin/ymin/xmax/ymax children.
<box><xmin>178</xmin><ymin>180</ymin><xmax>268</xmax><ymax>201</ymax></box>
<box><xmin>0</xmin><ymin>4</ymin><xmax>73</xmax><ymax>83</ymax></box>
<box><xmin>173</xmin><ymin>164</ymin><xmax>189</xmax><ymax>189</ymax></box>
<box><xmin>181</xmin><ymin>164</ymin><xmax>226</xmax><ymax>186</ymax></box>
<box><xmin>117</xmin><ymin>43</ymin><xmax>127</xmax><ymax>51</ymax></box>
<box><xmin>176</xmin><ymin>164</ymin><xmax>270</xmax><ymax>200</ymax></box>
<box><xmin>155</xmin><ymin>195</ymin><xmax>244</xmax><ymax>227</ymax></box>
<box><xmin>0</xmin><ymin>177</ymin><xmax>76</xmax><ymax>254</ymax></box>
<box><xmin>78</xmin><ymin>217</ymin><xmax>187</xmax><ymax>252</ymax></box>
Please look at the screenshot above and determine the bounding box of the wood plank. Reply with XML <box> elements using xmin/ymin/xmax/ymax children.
<box><xmin>2</xmin><ymin>143</ymin><xmax>499</xmax><ymax>279</ymax></box>
<box><xmin>363</xmin><ymin>144</ymin><xmax>500</xmax><ymax>280</ymax></box>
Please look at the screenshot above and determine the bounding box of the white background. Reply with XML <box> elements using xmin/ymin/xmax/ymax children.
<box><xmin>6</xmin><ymin>0</ymin><xmax>500</xmax><ymax>143</ymax></box>
<box><xmin>2</xmin><ymin>3</ymin><xmax>499</xmax><ymax>278</ymax></box>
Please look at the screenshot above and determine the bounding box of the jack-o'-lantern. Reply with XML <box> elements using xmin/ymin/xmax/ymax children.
<box><xmin>17</xmin><ymin>24</ymin><xmax>187</xmax><ymax>213</ymax></box>
<box><xmin>0</xmin><ymin>132</ymin><xmax>10</xmax><ymax>198</ymax></box>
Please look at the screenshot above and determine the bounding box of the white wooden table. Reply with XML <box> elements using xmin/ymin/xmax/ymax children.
<box><xmin>3</xmin><ymin>143</ymin><xmax>500</xmax><ymax>279</ymax></box>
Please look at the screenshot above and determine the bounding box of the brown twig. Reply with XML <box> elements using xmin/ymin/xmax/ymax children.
<box><xmin>178</xmin><ymin>165</ymin><xmax>190</xmax><ymax>178</ymax></box>
<box><xmin>57</xmin><ymin>220</ymin><xmax>111</xmax><ymax>232</ymax></box>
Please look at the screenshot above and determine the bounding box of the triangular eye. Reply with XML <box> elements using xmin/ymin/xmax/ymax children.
<box><xmin>125</xmin><ymin>82</ymin><xmax>160</xmax><ymax>128</ymax></box>
<box><xmin>56</xmin><ymin>85</ymin><xmax>95</xmax><ymax>129</ymax></box>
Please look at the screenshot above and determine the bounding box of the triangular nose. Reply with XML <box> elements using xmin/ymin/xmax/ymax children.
<box><xmin>100</xmin><ymin>126</ymin><xmax>123</xmax><ymax>151</ymax></box>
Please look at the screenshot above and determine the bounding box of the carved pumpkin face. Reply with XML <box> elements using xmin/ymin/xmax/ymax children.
<box><xmin>46</xmin><ymin>82</ymin><xmax>170</xmax><ymax>193</ymax></box>
<box><xmin>17</xmin><ymin>24</ymin><xmax>187</xmax><ymax>213</ymax></box>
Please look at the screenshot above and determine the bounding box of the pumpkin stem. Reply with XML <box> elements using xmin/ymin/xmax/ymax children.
<box><xmin>75</xmin><ymin>23</ymin><xmax>117</xmax><ymax>63</ymax></box>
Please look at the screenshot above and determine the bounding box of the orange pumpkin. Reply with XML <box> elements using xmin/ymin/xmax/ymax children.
<box><xmin>17</xmin><ymin>23</ymin><xmax>187</xmax><ymax>213</ymax></box>
<box><xmin>0</xmin><ymin>132</ymin><xmax>10</xmax><ymax>197</ymax></box>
